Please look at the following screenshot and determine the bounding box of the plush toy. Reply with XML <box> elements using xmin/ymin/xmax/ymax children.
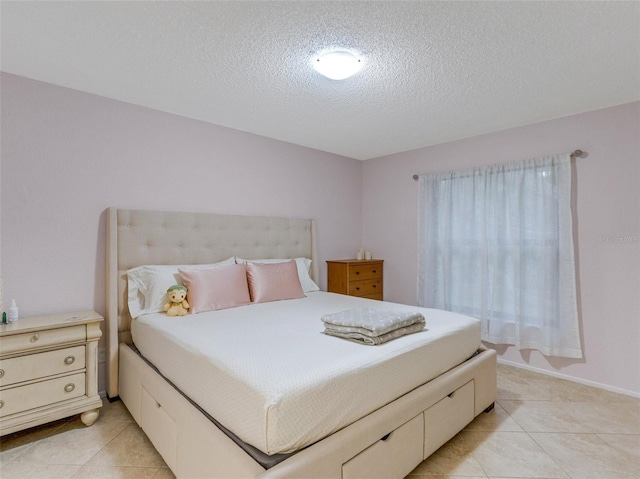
<box><xmin>164</xmin><ymin>284</ymin><xmax>189</xmax><ymax>316</ymax></box>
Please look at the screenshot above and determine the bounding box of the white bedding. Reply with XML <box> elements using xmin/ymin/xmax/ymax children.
<box><xmin>131</xmin><ymin>292</ymin><xmax>480</xmax><ymax>455</ymax></box>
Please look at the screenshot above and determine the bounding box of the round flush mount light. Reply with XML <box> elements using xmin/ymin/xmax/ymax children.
<box><xmin>313</xmin><ymin>51</ymin><xmax>362</xmax><ymax>80</ymax></box>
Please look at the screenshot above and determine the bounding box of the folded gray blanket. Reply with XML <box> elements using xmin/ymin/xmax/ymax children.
<box><xmin>322</xmin><ymin>308</ymin><xmax>426</xmax><ymax>345</ymax></box>
<box><xmin>324</xmin><ymin>321</ymin><xmax>426</xmax><ymax>345</ymax></box>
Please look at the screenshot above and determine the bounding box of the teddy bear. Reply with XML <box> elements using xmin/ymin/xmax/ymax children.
<box><xmin>164</xmin><ymin>284</ymin><xmax>190</xmax><ymax>316</ymax></box>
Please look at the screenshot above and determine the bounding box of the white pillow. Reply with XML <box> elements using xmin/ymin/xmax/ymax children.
<box><xmin>234</xmin><ymin>257</ymin><xmax>320</xmax><ymax>293</ymax></box>
<box><xmin>127</xmin><ymin>258</ymin><xmax>235</xmax><ymax>318</ymax></box>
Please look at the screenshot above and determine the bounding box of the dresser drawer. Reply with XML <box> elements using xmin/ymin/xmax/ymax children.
<box><xmin>349</xmin><ymin>279</ymin><xmax>382</xmax><ymax>297</ymax></box>
<box><xmin>0</xmin><ymin>345</ymin><xmax>85</xmax><ymax>387</ymax></box>
<box><xmin>0</xmin><ymin>325</ymin><xmax>86</xmax><ymax>356</ymax></box>
<box><xmin>349</xmin><ymin>263</ymin><xmax>382</xmax><ymax>280</ymax></box>
<box><xmin>0</xmin><ymin>372</ymin><xmax>86</xmax><ymax>418</ymax></box>
<box><xmin>327</xmin><ymin>260</ymin><xmax>384</xmax><ymax>301</ymax></box>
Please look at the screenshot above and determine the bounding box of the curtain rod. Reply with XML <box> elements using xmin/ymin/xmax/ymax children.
<box><xmin>412</xmin><ymin>149</ymin><xmax>585</xmax><ymax>181</ymax></box>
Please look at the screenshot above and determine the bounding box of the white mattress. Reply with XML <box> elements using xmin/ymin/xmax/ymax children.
<box><xmin>131</xmin><ymin>292</ymin><xmax>480</xmax><ymax>455</ymax></box>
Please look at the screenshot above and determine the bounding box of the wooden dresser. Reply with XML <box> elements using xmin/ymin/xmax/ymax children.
<box><xmin>327</xmin><ymin>259</ymin><xmax>384</xmax><ymax>300</ymax></box>
<box><xmin>0</xmin><ymin>310</ymin><xmax>103</xmax><ymax>435</ymax></box>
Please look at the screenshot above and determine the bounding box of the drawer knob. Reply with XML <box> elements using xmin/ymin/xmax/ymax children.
<box><xmin>64</xmin><ymin>356</ymin><xmax>76</xmax><ymax>365</ymax></box>
<box><xmin>372</xmin><ymin>285</ymin><xmax>377</xmax><ymax>288</ymax></box>
<box><xmin>30</xmin><ymin>333</ymin><xmax>40</xmax><ymax>343</ymax></box>
<box><xmin>0</xmin><ymin>369</ymin><xmax>4</xmax><ymax>379</ymax></box>
<box><xmin>355</xmin><ymin>271</ymin><xmax>360</xmax><ymax>275</ymax></box>
<box><xmin>0</xmin><ymin>400</ymin><xmax>4</xmax><ymax>408</ymax></box>
<box><xmin>64</xmin><ymin>383</ymin><xmax>76</xmax><ymax>393</ymax></box>
<box><xmin>373</xmin><ymin>270</ymin><xmax>377</xmax><ymax>273</ymax></box>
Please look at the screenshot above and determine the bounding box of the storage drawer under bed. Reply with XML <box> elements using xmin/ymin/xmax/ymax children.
<box><xmin>342</xmin><ymin>414</ymin><xmax>424</xmax><ymax>479</ymax></box>
<box><xmin>423</xmin><ymin>379</ymin><xmax>474</xmax><ymax>458</ymax></box>
<box><xmin>141</xmin><ymin>385</ymin><xmax>178</xmax><ymax>471</ymax></box>
<box><xmin>341</xmin><ymin>379</ymin><xmax>475</xmax><ymax>478</ymax></box>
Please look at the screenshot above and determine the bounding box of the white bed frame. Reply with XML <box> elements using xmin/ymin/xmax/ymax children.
<box><xmin>105</xmin><ymin>207</ymin><xmax>496</xmax><ymax>479</ymax></box>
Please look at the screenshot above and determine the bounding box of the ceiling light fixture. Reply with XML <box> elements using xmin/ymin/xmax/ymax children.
<box><xmin>313</xmin><ymin>51</ymin><xmax>362</xmax><ymax>80</ymax></box>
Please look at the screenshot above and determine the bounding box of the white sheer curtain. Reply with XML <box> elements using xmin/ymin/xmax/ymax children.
<box><xmin>417</xmin><ymin>154</ymin><xmax>582</xmax><ymax>358</ymax></box>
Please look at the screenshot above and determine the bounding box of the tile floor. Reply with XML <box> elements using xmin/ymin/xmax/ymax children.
<box><xmin>1</xmin><ymin>364</ymin><xmax>639</xmax><ymax>478</ymax></box>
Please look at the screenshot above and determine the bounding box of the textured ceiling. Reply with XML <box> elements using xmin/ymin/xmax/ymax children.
<box><xmin>1</xmin><ymin>1</ymin><xmax>639</xmax><ymax>160</ymax></box>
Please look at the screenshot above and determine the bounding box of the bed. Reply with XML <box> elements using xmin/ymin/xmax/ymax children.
<box><xmin>105</xmin><ymin>207</ymin><xmax>496</xmax><ymax>479</ymax></box>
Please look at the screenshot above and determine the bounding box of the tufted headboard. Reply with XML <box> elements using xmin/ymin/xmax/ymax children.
<box><xmin>105</xmin><ymin>208</ymin><xmax>318</xmax><ymax>398</ymax></box>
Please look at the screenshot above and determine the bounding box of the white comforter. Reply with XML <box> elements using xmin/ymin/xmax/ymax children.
<box><xmin>131</xmin><ymin>292</ymin><xmax>480</xmax><ymax>455</ymax></box>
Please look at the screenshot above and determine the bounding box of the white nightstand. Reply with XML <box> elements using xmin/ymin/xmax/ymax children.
<box><xmin>0</xmin><ymin>310</ymin><xmax>103</xmax><ymax>435</ymax></box>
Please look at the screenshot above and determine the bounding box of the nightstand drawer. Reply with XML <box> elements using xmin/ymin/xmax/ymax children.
<box><xmin>350</xmin><ymin>279</ymin><xmax>382</xmax><ymax>297</ymax></box>
<box><xmin>0</xmin><ymin>345</ymin><xmax>86</xmax><ymax>387</ymax></box>
<box><xmin>349</xmin><ymin>263</ymin><xmax>382</xmax><ymax>280</ymax></box>
<box><xmin>0</xmin><ymin>372</ymin><xmax>86</xmax><ymax>418</ymax></box>
<box><xmin>0</xmin><ymin>325</ymin><xmax>86</xmax><ymax>356</ymax></box>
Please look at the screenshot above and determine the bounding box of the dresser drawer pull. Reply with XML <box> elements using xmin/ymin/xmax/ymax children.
<box><xmin>64</xmin><ymin>355</ymin><xmax>76</xmax><ymax>365</ymax></box>
<box><xmin>372</xmin><ymin>270</ymin><xmax>377</xmax><ymax>273</ymax></box>
<box><xmin>64</xmin><ymin>383</ymin><xmax>76</xmax><ymax>393</ymax></box>
<box><xmin>0</xmin><ymin>369</ymin><xmax>4</xmax><ymax>379</ymax></box>
<box><xmin>30</xmin><ymin>333</ymin><xmax>40</xmax><ymax>343</ymax></box>
<box><xmin>0</xmin><ymin>400</ymin><xmax>4</xmax><ymax>409</ymax></box>
<box><xmin>355</xmin><ymin>271</ymin><xmax>360</xmax><ymax>275</ymax></box>
<box><xmin>372</xmin><ymin>285</ymin><xmax>377</xmax><ymax>288</ymax></box>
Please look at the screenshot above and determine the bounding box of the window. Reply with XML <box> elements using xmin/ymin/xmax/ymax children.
<box><xmin>417</xmin><ymin>155</ymin><xmax>582</xmax><ymax>358</ymax></box>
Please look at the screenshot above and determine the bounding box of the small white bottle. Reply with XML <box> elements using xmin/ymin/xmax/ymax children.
<box><xmin>8</xmin><ymin>299</ymin><xmax>19</xmax><ymax>322</ymax></box>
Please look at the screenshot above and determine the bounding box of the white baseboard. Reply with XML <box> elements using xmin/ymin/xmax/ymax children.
<box><xmin>497</xmin><ymin>358</ymin><xmax>640</xmax><ymax>399</ymax></box>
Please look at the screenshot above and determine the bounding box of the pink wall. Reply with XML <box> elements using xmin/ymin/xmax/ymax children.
<box><xmin>363</xmin><ymin>102</ymin><xmax>640</xmax><ymax>396</ymax></box>
<box><xmin>1</xmin><ymin>73</ymin><xmax>364</xmax><ymax>390</ymax></box>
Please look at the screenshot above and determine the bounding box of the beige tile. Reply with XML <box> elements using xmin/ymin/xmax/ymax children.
<box><xmin>564</xmin><ymin>401</ymin><xmax>640</xmax><ymax>434</ymax></box>
<box><xmin>12</xmin><ymin>418</ymin><xmax>129</xmax><ymax>465</ymax></box>
<box><xmin>0</xmin><ymin>462</ymin><xmax>80</xmax><ymax>479</ymax></box>
<box><xmin>98</xmin><ymin>398</ymin><xmax>135</xmax><ymax>423</ymax></box>
<box><xmin>71</xmin><ymin>465</ymin><xmax>160</xmax><ymax>479</ymax></box>
<box><xmin>85</xmin><ymin>423</ymin><xmax>166</xmax><ymax>468</ymax></box>
<box><xmin>465</xmin><ymin>403</ymin><xmax>523</xmax><ymax>432</ymax></box>
<box><xmin>410</xmin><ymin>433</ymin><xmax>486</xmax><ymax>476</ymax></box>
<box><xmin>496</xmin><ymin>365</ymin><xmax>553</xmax><ymax>401</ymax></box>
<box><xmin>0</xmin><ymin>417</ymin><xmax>72</xmax><ymax>462</ymax></box>
<box><xmin>596</xmin><ymin>433</ymin><xmax>640</xmax><ymax>463</ymax></box>
<box><xmin>498</xmin><ymin>400</ymin><xmax>592</xmax><ymax>433</ymax></box>
<box><xmin>407</xmin><ymin>476</ymin><xmax>486</xmax><ymax>479</ymax></box>
<box><xmin>152</xmin><ymin>468</ymin><xmax>176</xmax><ymax>479</ymax></box>
<box><xmin>531</xmin><ymin>432</ymin><xmax>640</xmax><ymax>479</ymax></box>
<box><xmin>460</xmin><ymin>431</ymin><xmax>568</xmax><ymax>478</ymax></box>
<box><xmin>549</xmin><ymin>378</ymin><xmax>640</xmax><ymax>404</ymax></box>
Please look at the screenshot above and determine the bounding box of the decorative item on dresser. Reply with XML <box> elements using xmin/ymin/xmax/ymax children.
<box><xmin>0</xmin><ymin>310</ymin><xmax>103</xmax><ymax>435</ymax></box>
<box><xmin>327</xmin><ymin>259</ymin><xmax>384</xmax><ymax>300</ymax></box>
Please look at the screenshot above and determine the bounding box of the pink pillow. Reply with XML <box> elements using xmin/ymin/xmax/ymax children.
<box><xmin>246</xmin><ymin>260</ymin><xmax>305</xmax><ymax>303</ymax></box>
<box><xmin>178</xmin><ymin>263</ymin><xmax>251</xmax><ymax>313</ymax></box>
